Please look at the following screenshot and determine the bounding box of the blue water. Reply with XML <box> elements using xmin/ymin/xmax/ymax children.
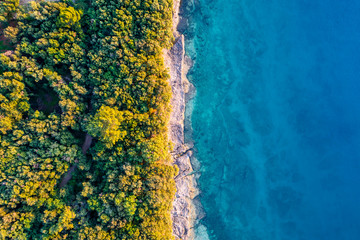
<box><xmin>189</xmin><ymin>1</ymin><xmax>360</xmax><ymax>239</ymax></box>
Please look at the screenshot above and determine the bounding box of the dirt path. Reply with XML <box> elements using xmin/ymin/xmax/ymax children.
<box><xmin>81</xmin><ymin>134</ymin><xmax>93</xmax><ymax>154</ymax></box>
<box><xmin>59</xmin><ymin>165</ymin><xmax>77</xmax><ymax>188</ymax></box>
<box><xmin>59</xmin><ymin>134</ymin><xmax>93</xmax><ymax>188</ymax></box>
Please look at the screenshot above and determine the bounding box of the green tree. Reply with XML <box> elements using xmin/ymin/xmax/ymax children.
<box><xmin>86</xmin><ymin>106</ymin><xmax>131</xmax><ymax>147</ymax></box>
<box><xmin>0</xmin><ymin>0</ymin><xmax>178</xmax><ymax>238</ymax></box>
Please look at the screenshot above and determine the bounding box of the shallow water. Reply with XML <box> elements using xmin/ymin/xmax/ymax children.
<box><xmin>189</xmin><ymin>0</ymin><xmax>360</xmax><ymax>239</ymax></box>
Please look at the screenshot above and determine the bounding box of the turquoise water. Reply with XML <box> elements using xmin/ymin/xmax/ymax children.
<box><xmin>189</xmin><ymin>0</ymin><xmax>360</xmax><ymax>239</ymax></box>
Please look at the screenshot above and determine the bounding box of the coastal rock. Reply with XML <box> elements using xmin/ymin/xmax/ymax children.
<box><xmin>166</xmin><ymin>0</ymin><xmax>207</xmax><ymax>239</ymax></box>
<box><xmin>165</xmin><ymin>33</ymin><xmax>199</xmax><ymax>239</ymax></box>
<box><xmin>168</xmin><ymin>36</ymin><xmax>186</xmax><ymax>151</ymax></box>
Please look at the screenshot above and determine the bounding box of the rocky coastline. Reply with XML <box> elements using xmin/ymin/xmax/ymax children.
<box><xmin>164</xmin><ymin>0</ymin><xmax>207</xmax><ymax>239</ymax></box>
<box><xmin>164</xmin><ymin>35</ymin><xmax>197</xmax><ymax>239</ymax></box>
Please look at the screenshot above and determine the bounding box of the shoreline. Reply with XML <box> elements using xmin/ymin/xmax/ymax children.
<box><xmin>164</xmin><ymin>0</ymin><xmax>197</xmax><ymax>239</ymax></box>
<box><xmin>165</xmin><ymin>0</ymin><xmax>209</xmax><ymax>239</ymax></box>
<box><xmin>164</xmin><ymin>34</ymin><xmax>198</xmax><ymax>238</ymax></box>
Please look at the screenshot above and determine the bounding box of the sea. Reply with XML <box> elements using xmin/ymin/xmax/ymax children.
<box><xmin>187</xmin><ymin>0</ymin><xmax>360</xmax><ymax>239</ymax></box>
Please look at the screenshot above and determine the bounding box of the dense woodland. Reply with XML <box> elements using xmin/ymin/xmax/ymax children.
<box><xmin>0</xmin><ymin>0</ymin><xmax>177</xmax><ymax>239</ymax></box>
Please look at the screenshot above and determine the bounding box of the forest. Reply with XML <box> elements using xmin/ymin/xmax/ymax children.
<box><xmin>0</xmin><ymin>0</ymin><xmax>177</xmax><ymax>239</ymax></box>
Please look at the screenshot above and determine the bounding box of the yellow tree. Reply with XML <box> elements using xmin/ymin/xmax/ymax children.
<box><xmin>0</xmin><ymin>0</ymin><xmax>19</xmax><ymax>22</ymax></box>
<box><xmin>56</xmin><ymin>5</ymin><xmax>82</xmax><ymax>28</ymax></box>
<box><xmin>0</xmin><ymin>71</ymin><xmax>29</xmax><ymax>134</ymax></box>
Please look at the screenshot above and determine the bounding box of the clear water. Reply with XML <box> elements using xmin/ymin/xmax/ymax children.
<box><xmin>189</xmin><ymin>0</ymin><xmax>360</xmax><ymax>239</ymax></box>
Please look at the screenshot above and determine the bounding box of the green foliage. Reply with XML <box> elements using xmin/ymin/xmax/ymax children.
<box><xmin>0</xmin><ymin>113</ymin><xmax>84</xmax><ymax>239</ymax></box>
<box><xmin>0</xmin><ymin>0</ymin><xmax>177</xmax><ymax>238</ymax></box>
<box><xmin>86</xmin><ymin>106</ymin><xmax>129</xmax><ymax>147</ymax></box>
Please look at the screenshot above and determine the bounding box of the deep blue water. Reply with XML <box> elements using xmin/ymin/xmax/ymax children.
<box><xmin>189</xmin><ymin>1</ymin><xmax>360</xmax><ymax>239</ymax></box>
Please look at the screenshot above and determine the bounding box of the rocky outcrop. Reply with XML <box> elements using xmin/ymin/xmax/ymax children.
<box><xmin>164</xmin><ymin>35</ymin><xmax>199</xmax><ymax>240</ymax></box>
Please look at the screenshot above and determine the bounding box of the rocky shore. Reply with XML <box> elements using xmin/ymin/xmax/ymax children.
<box><xmin>164</xmin><ymin>35</ymin><xmax>197</xmax><ymax>239</ymax></box>
<box><xmin>164</xmin><ymin>1</ymin><xmax>206</xmax><ymax>239</ymax></box>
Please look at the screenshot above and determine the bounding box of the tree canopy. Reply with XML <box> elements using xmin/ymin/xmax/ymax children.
<box><xmin>0</xmin><ymin>0</ymin><xmax>177</xmax><ymax>238</ymax></box>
